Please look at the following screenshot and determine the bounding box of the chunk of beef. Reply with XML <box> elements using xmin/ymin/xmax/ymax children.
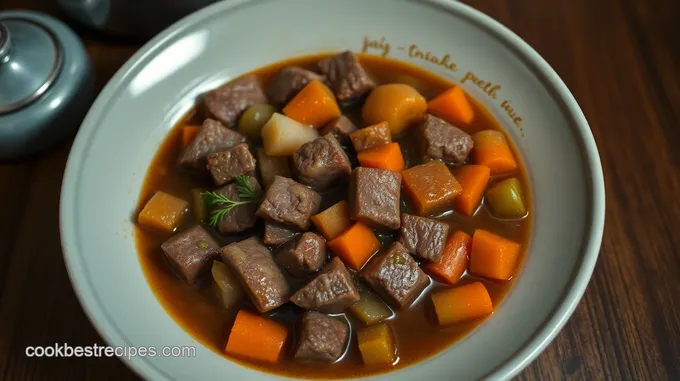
<box><xmin>320</xmin><ymin>116</ymin><xmax>357</xmax><ymax>145</ymax></box>
<box><xmin>213</xmin><ymin>176</ymin><xmax>262</xmax><ymax>233</ymax></box>
<box><xmin>418</xmin><ymin>114</ymin><xmax>473</xmax><ymax>164</ymax></box>
<box><xmin>294</xmin><ymin>312</ymin><xmax>349</xmax><ymax>363</ymax></box>
<box><xmin>257</xmin><ymin>176</ymin><xmax>322</xmax><ymax>230</ymax></box>
<box><xmin>204</xmin><ymin>74</ymin><xmax>268</xmax><ymax>127</ymax></box>
<box><xmin>290</xmin><ymin>257</ymin><xmax>360</xmax><ymax>313</ymax></box>
<box><xmin>267</xmin><ymin>67</ymin><xmax>326</xmax><ymax>106</ymax></box>
<box><xmin>207</xmin><ymin>143</ymin><xmax>256</xmax><ymax>186</ymax></box>
<box><xmin>349</xmin><ymin>167</ymin><xmax>401</xmax><ymax>230</ymax></box>
<box><xmin>275</xmin><ymin>232</ymin><xmax>327</xmax><ymax>277</ymax></box>
<box><xmin>221</xmin><ymin>237</ymin><xmax>291</xmax><ymax>312</ymax></box>
<box><xmin>360</xmin><ymin>242</ymin><xmax>430</xmax><ymax>309</ymax></box>
<box><xmin>263</xmin><ymin>222</ymin><xmax>300</xmax><ymax>246</ymax></box>
<box><xmin>178</xmin><ymin>119</ymin><xmax>246</xmax><ymax>169</ymax></box>
<box><xmin>257</xmin><ymin>148</ymin><xmax>292</xmax><ymax>189</ymax></box>
<box><xmin>398</xmin><ymin>213</ymin><xmax>450</xmax><ymax>262</ymax></box>
<box><xmin>160</xmin><ymin>225</ymin><xmax>219</xmax><ymax>285</ymax></box>
<box><xmin>293</xmin><ymin>134</ymin><xmax>352</xmax><ymax>190</ymax></box>
<box><xmin>317</xmin><ymin>51</ymin><xmax>375</xmax><ymax>103</ymax></box>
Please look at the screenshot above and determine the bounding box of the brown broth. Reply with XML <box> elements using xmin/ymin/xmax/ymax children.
<box><xmin>134</xmin><ymin>54</ymin><xmax>532</xmax><ymax>379</ymax></box>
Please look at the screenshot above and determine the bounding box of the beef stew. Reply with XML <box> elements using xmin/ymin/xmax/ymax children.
<box><xmin>135</xmin><ymin>52</ymin><xmax>531</xmax><ymax>379</ymax></box>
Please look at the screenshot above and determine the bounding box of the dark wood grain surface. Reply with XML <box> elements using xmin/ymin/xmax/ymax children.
<box><xmin>1</xmin><ymin>0</ymin><xmax>678</xmax><ymax>380</ymax></box>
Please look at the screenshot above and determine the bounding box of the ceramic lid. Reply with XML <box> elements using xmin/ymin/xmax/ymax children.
<box><xmin>0</xmin><ymin>17</ymin><xmax>63</xmax><ymax>114</ymax></box>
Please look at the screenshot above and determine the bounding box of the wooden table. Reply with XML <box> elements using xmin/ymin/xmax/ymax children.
<box><xmin>1</xmin><ymin>0</ymin><xmax>678</xmax><ymax>380</ymax></box>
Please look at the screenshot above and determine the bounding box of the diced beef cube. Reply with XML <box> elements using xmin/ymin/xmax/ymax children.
<box><xmin>317</xmin><ymin>51</ymin><xmax>376</xmax><ymax>103</ymax></box>
<box><xmin>213</xmin><ymin>176</ymin><xmax>262</xmax><ymax>233</ymax></box>
<box><xmin>360</xmin><ymin>242</ymin><xmax>430</xmax><ymax>309</ymax></box>
<box><xmin>320</xmin><ymin>116</ymin><xmax>357</xmax><ymax>145</ymax></box>
<box><xmin>275</xmin><ymin>232</ymin><xmax>327</xmax><ymax>277</ymax></box>
<box><xmin>221</xmin><ymin>237</ymin><xmax>291</xmax><ymax>312</ymax></box>
<box><xmin>293</xmin><ymin>134</ymin><xmax>352</xmax><ymax>190</ymax></box>
<box><xmin>263</xmin><ymin>222</ymin><xmax>300</xmax><ymax>246</ymax></box>
<box><xmin>204</xmin><ymin>74</ymin><xmax>268</xmax><ymax>127</ymax></box>
<box><xmin>398</xmin><ymin>213</ymin><xmax>449</xmax><ymax>262</ymax></box>
<box><xmin>294</xmin><ymin>312</ymin><xmax>349</xmax><ymax>363</ymax></box>
<box><xmin>267</xmin><ymin>67</ymin><xmax>326</xmax><ymax>106</ymax></box>
<box><xmin>290</xmin><ymin>257</ymin><xmax>360</xmax><ymax>313</ymax></box>
<box><xmin>207</xmin><ymin>143</ymin><xmax>256</xmax><ymax>186</ymax></box>
<box><xmin>178</xmin><ymin>119</ymin><xmax>246</xmax><ymax>169</ymax></box>
<box><xmin>418</xmin><ymin>114</ymin><xmax>473</xmax><ymax>164</ymax></box>
<box><xmin>257</xmin><ymin>176</ymin><xmax>322</xmax><ymax>230</ymax></box>
<box><xmin>349</xmin><ymin>167</ymin><xmax>401</xmax><ymax>230</ymax></box>
<box><xmin>258</xmin><ymin>148</ymin><xmax>292</xmax><ymax>189</ymax></box>
<box><xmin>160</xmin><ymin>225</ymin><xmax>220</xmax><ymax>285</ymax></box>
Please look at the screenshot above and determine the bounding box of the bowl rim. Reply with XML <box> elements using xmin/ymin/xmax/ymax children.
<box><xmin>59</xmin><ymin>0</ymin><xmax>606</xmax><ymax>380</ymax></box>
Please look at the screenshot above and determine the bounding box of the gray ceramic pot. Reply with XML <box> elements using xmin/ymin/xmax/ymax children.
<box><xmin>0</xmin><ymin>11</ymin><xmax>93</xmax><ymax>159</ymax></box>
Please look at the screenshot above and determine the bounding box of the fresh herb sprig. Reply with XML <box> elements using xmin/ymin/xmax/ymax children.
<box><xmin>203</xmin><ymin>175</ymin><xmax>262</xmax><ymax>227</ymax></box>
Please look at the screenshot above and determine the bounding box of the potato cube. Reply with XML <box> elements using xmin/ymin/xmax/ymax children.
<box><xmin>261</xmin><ymin>113</ymin><xmax>320</xmax><ymax>156</ymax></box>
<box><xmin>138</xmin><ymin>191</ymin><xmax>188</xmax><ymax>233</ymax></box>
<box><xmin>357</xmin><ymin>323</ymin><xmax>396</xmax><ymax>365</ymax></box>
<box><xmin>349</xmin><ymin>121</ymin><xmax>391</xmax><ymax>152</ymax></box>
<box><xmin>310</xmin><ymin>200</ymin><xmax>351</xmax><ymax>240</ymax></box>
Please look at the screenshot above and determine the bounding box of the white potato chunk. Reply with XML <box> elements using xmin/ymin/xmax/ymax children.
<box><xmin>261</xmin><ymin>113</ymin><xmax>320</xmax><ymax>156</ymax></box>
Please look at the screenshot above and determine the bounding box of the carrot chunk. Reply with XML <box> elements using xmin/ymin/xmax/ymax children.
<box><xmin>181</xmin><ymin>125</ymin><xmax>200</xmax><ymax>149</ymax></box>
<box><xmin>469</xmin><ymin>229</ymin><xmax>521</xmax><ymax>280</ymax></box>
<box><xmin>137</xmin><ymin>191</ymin><xmax>188</xmax><ymax>234</ymax></box>
<box><xmin>349</xmin><ymin>121</ymin><xmax>392</xmax><ymax>152</ymax></box>
<box><xmin>401</xmin><ymin>160</ymin><xmax>462</xmax><ymax>216</ymax></box>
<box><xmin>328</xmin><ymin>222</ymin><xmax>380</xmax><ymax>270</ymax></box>
<box><xmin>471</xmin><ymin>130</ymin><xmax>518</xmax><ymax>175</ymax></box>
<box><xmin>224</xmin><ymin>310</ymin><xmax>288</xmax><ymax>363</ymax></box>
<box><xmin>423</xmin><ymin>231</ymin><xmax>471</xmax><ymax>285</ymax></box>
<box><xmin>453</xmin><ymin>165</ymin><xmax>491</xmax><ymax>216</ymax></box>
<box><xmin>283</xmin><ymin>80</ymin><xmax>341</xmax><ymax>128</ymax></box>
<box><xmin>431</xmin><ymin>282</ymin><xmax>493</xmax><ymax>325</ymax></box>
<box><xmin>357</xmin><ymin>142</ymin><xmax>405</xmax><ymax>172</ymax></box>
<box><xmin>427</xmin><ymin>86</ymin><xmax>474</xmax><ymax>127</ymax></box>
<box><xmin>311</xmin><ymin>200</ymin><xmax>352</xmax><ymax>240</ymax></box>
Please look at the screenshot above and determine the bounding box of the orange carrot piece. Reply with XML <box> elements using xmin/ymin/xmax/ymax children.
<box><xmin>349</xmin><ymin>121</ymin><xmax>392</xmax><ymax>152</ymax></box>
<box><xmin>427</xmin><ymin>86</ymin><xmax>474</xmax><ymax>127</ymax></box>
<box><xmin>328</xmin><ymin>222</ymin><xmax>380</xmax><ymax>270</ymax></box>
<box><xmin>224</xmin><ymin>310</ymin><xmax>288</xmax><ymax>363</ymax></box>
<box><xmin>453</xmin><ymin>165</ymin><xmax>491</xmax><ymax>216</ymax></box>
<box><xmin>469</xmin><ymin>229</ymin><xmax>521</xmax><ymax>280</ymax></box>
<box><xmin>424</xmin><ymin>231</ymin><xmax>472</xmax><ymax>285</ymax></box>
<box><xmin>311</xmin><ymin>200</ymin><xmax>352</xmax><ymax>240</ymax></box>
<box><xmin>401</xmin><ymin>160</ymin><xmax>462</xmax><ymax>216</ymax></box>
<box><xmin>431</xmin><ymin>282</ymin><xmax>493</xmax><ymax>325</ymax></box>
<box><xmin>357</xmin><ymin>142</ymin><xmax>405</xmax><ymax>172</ymax></box>
<box><xmin>181</xmin><ymin>125</ymin><xmax>201</xmax><ymax>149</ymax></box>
<box><xmin>283</xmin><ymin>80</ymin><xmax>341</xmax><ymax>129</ymax></box>
<box><xmin>471</xmin><ymin>130</ymin><xmax>518</xmax><ymax>175</ymax></box>
<box><xmin>137</xmin><ymin>191</ymin><xmax>188</xmax><ymax>233</ymax></box>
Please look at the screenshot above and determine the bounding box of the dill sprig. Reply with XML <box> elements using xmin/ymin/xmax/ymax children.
<box><xmin>203</xmin><ymin>175</ymin><xmax>262</xmax><ymax>227</ymax></box>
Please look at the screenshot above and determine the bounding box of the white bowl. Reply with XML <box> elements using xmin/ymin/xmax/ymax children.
<box><xmin>60</xmin><ymin>0</ymin><xmax>605</xmax><ymax>380</ymax></box>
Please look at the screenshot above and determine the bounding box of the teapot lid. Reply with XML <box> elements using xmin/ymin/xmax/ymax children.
<box><xmin>0</xmin><ymin>16</ymin><xmax>63</xmax><ymax>114</ymax></box>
